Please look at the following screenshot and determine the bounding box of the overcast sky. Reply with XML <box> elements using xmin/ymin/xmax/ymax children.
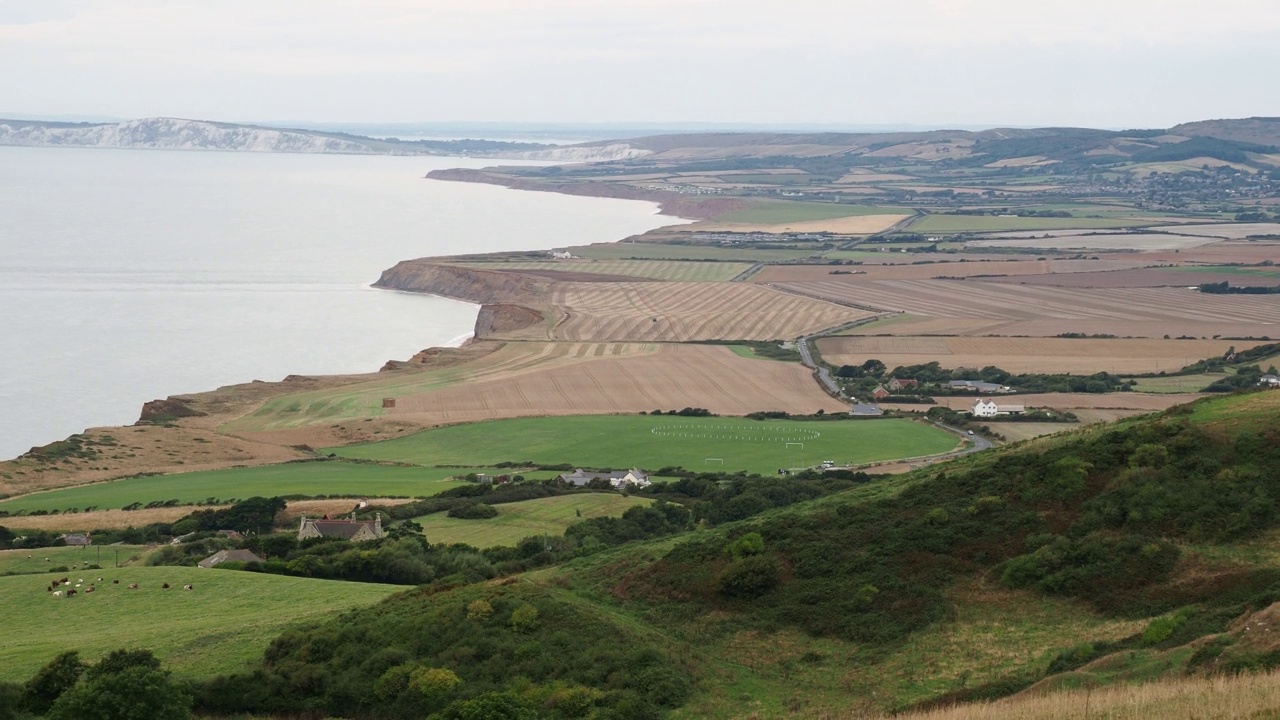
<box><xmin>2</xmin><ymin>0</ymin><xmax>1277</xmax><ymax>129</ymax></box>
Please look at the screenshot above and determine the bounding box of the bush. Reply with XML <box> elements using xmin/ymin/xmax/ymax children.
<box><xmin>716</xmin><ymin>555</ymin><xmax>780</xmax><ymax>598</ymax></box>
<box><xmin>447</xmin><ymin>503</ymin><xmax>499</xmax><ymax>520</ymax></box>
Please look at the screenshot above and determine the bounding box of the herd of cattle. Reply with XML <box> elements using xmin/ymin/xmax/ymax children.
<box><xmin>46</xmin><ymin>577</ymin><xmax>193</xmax><ymax>598</ymax></box>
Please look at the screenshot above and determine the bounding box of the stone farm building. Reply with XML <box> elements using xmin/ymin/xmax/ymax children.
<box><xmin>198</xmin><ymin>549</ymin><xmax>265</xmax><ymax>568</ymax></box>
<box><xmin>971</xmin><ymin>400</ymin><xmax>1026</xmax><ymax>418</ymax></box>
<box><xmin>59</xmin><ymin>533</ymin><xmax>91</xmax><ymax>546</ymax></box>
<box><xmin>887</xmin><ymin>377</ymin><xmax>918</xmax><ymax>392</ymax></box>
<box><xmin>558</xmin><ymin>468</ymin><xmax>652</xmax><ymax>489</ymax></box>
<box><xmin>298</xmin><ymin>514</ymin><xmax>384</xmax><ymax>542</ymax></box>
<box><xmin>948</xmin><ymin>380</ymin><xmax>1012</xmax><ymax>394</ymax></box>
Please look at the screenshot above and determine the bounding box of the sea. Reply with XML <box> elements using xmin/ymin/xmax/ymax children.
<box><xmin>0</xmin><ymin>147</ymin><xmax>678</xmax><ymax>460</ymax></box>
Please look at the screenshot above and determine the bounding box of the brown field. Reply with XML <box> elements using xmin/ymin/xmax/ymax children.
<box><xmin>816</xmin><ymin>337</ymin><xmax>1254</xmax><ymax>374</ymax></box>
<box><xmin>1152</xmin><ymin>223</ymin><xmax>1280</xmax><ymax>239</ymax></box>
<box><xmin>387</xmin><ymin>343</ymin><xmax>848</xmax><ymax>424</ymax></box>
<box><xmin>771</xmin><ymin>279</ymin><xmax>1280</xmax><ymax>338</ymax></box>
<box><xmin>675</xmin><ymin>214</ymin><xmax>909</xmax><ymax>234</ymax></box>
<box><xmin>967</xmin><ymin>233</ymin><xmax>1216</xmax><ymax>250</ymax></box>
<box><xmin>0</xmin><ymin>497</ymin><xmax>416</xmax><ymax>531</ymax></box>
<box><xmin>982</xmin><ymin>267</ymin><xmax>1280</xmax><ymax>288</ymax></box>
<box><xmin>505</xmin><ymin>282</ymin><xmax>870</xmax><ymax>342</ymax></box>
<box><xmin>1142</xmin><ymin>240</ymin><xmax>1280</xmax><ymax>264</ymax></box>
<box><xmin>868</xmin><ymin>669</ymin><xmax>1280</xmax><ymax>720</ymax></box>
<box><xmin>753</xmin><ymin>258</ymin><xmax>1154</xmax><ymax>284</ymax></box>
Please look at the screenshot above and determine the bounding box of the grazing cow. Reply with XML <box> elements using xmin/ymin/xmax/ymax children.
<box><xmin>127</xmin><ymin>583</ymin><xmax>139</xmax><ymax>589</ymax></box>
<box><xmin>53</xmin><ymin>591</ymin><xmax>61</xmax><ymax>598</ymax></box>
<box><xmin>113</xmin><ymin>580</ymin><xmax>119</xmax><ymax>584</ymax></box>
<box><xmin>66</xmin><ymin>589</ymin><xmax>76</xmax><ymax>597</ymax></box>
<box><xmin>182</xmin><ymin>584</ymin><xmax>193</xmax><ymax>591</ymax></box>
<box><xmin>97</xmin><ymin>577</ymin><xmax>103</xmax><ymax>582</ymax></box>
<box><xmin>162</xmin><ymin>583</ymin><xmax>170</xmax><ymax>589</ymax></box>
<box><xmin>45</xmin><ymin>586</ymin><xmax>51</xmax><ymax>592</ymax></box>
<box><xmin>85</xmin><ymin>586</ymin><xmax>95</xmax><ymax>593</ymax></box>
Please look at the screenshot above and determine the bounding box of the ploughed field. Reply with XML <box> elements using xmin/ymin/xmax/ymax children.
<box><xmin>0</xmin><ymin>566</ymin><xmax>400</xmax><ymax>682</ymax></box>
<box><xmin>327</xmin><ymin>415</ymin><xmax>960</xmax><ymax>476</ymax></box>
<box><xmin>816</xmin><ymin>336</ymin><xmax>1259</xmax><ymax>375</ymax></box>
<box><xmin>500</xmin><ymin>282</ymin><xmax>870</xmax><ymax>342</ymax></box>
<box><xmin>771</xmin><ymin>278</ymin><xmax>1280</xmax><ymax>338</ymax></box>
<box><xmin>448</xmin><ymin>258</ymin><xmax>754</xmax><ymax>282</ymax></box>
<box><xmin>225</xmin><ymin>342</ymin><xmax>849</xmax><ymax>435</ymax></box>
<box><xmin>411</xmin><ymin>493</ymin><xmax>654</xmax><ymax>549</ymax></box>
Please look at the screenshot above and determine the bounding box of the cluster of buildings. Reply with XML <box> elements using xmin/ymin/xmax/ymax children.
<box><xmin>556</xmin><ymin>468</ymin><xmax>651</xmax><ymax>489</ymax></box>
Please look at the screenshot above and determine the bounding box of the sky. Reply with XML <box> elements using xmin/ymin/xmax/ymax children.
<box><xmin>1</xmin><ymin>0</ymin><xmax>1278</xmax><ymax>130</ymax></box>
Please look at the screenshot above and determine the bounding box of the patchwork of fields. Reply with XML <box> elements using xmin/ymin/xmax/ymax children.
<box><xmin>816</xmin><ymin>336</ymin><xmax>1256</xmax><ymax>375</ymax></box>
<box><xmin>412</xmin><ymin>494</ymin><xmax>653</xmax><ymax>548</ymax></box>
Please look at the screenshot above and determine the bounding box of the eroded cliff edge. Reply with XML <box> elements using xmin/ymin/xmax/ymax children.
<box><xmin>374</xmin><ymin>261</ymin><xmax>546</xmax><ymax>338</ymax></box>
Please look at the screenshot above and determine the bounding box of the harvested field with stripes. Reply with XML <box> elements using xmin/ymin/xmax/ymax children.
<box><xmin>388</xmin><ymin>343</ymin><xmax>848</xmax><ymax>423</ymax></box>
<box><xmin>450</xmin><ymin>258</ymin><xmax>752</xmax><ymax>282</ymax></box>
<box><xmin>981</xmin><ymin>267</ymin><xmax>1280</xmax><ymax>288</ymax></box>
<box><xmin>772</xmin><ymin>279</ymin><xmax>1280</xmax><ymax>338</ymax></box>
<box><xmin>503</xmin><ymin>282</ymin><xmax>870</xmax><ymax>342</ymax></box>
<box><xmin>816</xmin><ymin>337</ymin><xmax>1258</xmax><ymax>374</ymax></box>
<box><xmin>752</xmin><ymin>258</ymin><xmax>1155</xmax><ymax>283</ymax></box>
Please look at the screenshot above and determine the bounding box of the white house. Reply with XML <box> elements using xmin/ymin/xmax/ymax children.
<box><xmin>1260</xmin><ymin>374</ymin><xmax>1280</xmax><ymax>388</ymax></box>
<box><xmin>557</xmin><ymin>468</ymin><xmax>651</xmax><ymax>489</ymax></box>
<box><xmin>970</xmin><ymin>400</ymin><xmax>1025</xmax><ymax>418</ymax></box>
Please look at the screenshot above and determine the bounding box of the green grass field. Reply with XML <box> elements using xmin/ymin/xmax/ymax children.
<box><xmin>0</xmin><ymin>461</ymin><xmax>473</xmax><ymax>514</ymax></box>
<box><xmin>0</xmin><ymin>567</ymin><xmax>401</xmax><ymax>681</ymax></box>
<box><xmin>1164</xmin><ymin>265</ymin><xmax>1280</xmax><ymax>279</ymax></box>
<box><xmin>1129</xmin><ymin>374</ymin><xmax>1226</xmax><ymax>393</ymax></box>
<box><xmin>714</xmin><ymin>201</ymin><xmax>905</xmax><ymax>224</ymax></box>
<box><xmin>413</xmin><ymin>494</ymin><xmax>653</xmax><ymax>548</ymax></box>
<box><xmin>569</xmin><ymin>242</ymin><xmax>819</xmax><ymax>262</ymax></box>
<box><xmin>0</xmin><ymin>545</ymin><xmax>151</xmax><ymax>576</ymax></box>
<box><xmin>327</xmin><ymin>415</ymin><xmax>959</xmax><ymax>475</ymax></box>
<box><xmin>450</xmin><ymin>259</ymin><xmax>752</xmax><ymax>282</ymax></box>
<box><xmin>909</xmin><ymin>214</ymin><xmax>1150</xmax><ymax>234</ymax></box>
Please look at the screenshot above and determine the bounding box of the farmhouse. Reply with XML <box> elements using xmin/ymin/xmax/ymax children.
<box><xmin>198</xmin><ymin>549</ymin><xmax>265</xmax><ymax>568</ymax></box>
<box><xmin>297</xmin><ymin>513</ymin><xmax>384</xmax><ymax>542</ymax></box>
<box><xmin>558</xmin><ymin>468</ymin><xmax>651</xmax><ymax>489</ymax></box>
<box><xmin>948</xmin><ymin>380</ymin><xmax>1011</xmax><ymax>394</ymax></box>
<box><xmin>970</xmin><ymin>400</ymin><xmax>1026</xmax><ymax>418</ymax></box>
<box><xmin>1260</xmin><ymin>374</ymin><xmax>1280</xmax><ymax>388</ymax></box>
<box><xmin>887</xmin><ymin>377</ymin><xmax>918</xmax><ymax>392</ymax></box>
<box><xmin>871</xmin><ymin>385</ymin><xmax>891</xmax><ymax>400</ymax></box>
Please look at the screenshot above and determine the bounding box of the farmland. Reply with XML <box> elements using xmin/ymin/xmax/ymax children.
<box><xmin>533</xmin><ymin>282</ymin><xmax>869</xmax><ymax>342</ymax></box>
<box><xmin>412</xmin><ymin>493</ymin><xmax>653</xmax><ymax>548</ymax></box>
<box><xmin>771</xmin><ymin>278</ymin><xmax>1280</xmax><ymax>338</ymax></box>
<box><xmin>815</xmin><ymin>336</ymin><xmax>1255</xmax><ymax>375</ymax></box>
<box><xmin>0</xmin><ymin>461</ymin><xmax>471</xmax><ymax>514</ymax></box>
<box><xmin>226</xmin><ymin>342</ymin><xmax>848</xmax><ymax>437</ymax></box>
<box><xmin>449</xmin><ymin>258</ymin><xmax>753</xmax><ymax>282</ymax></box>
<box><xmin>0</xmin><ymin>545</ymin><xmax>151</xmax><ymax>575</ymax></box>
<box><xmin>328</xmin><ymin>415</ymin><xmax>960</xmax><ymax>475</ymax></box>
<box><xmin>909</xmin><ymin>214</ymin><xmax>1150</xmax><ymax>233</ymax></box>
<box><xmin>569</xmin><ymin>242</ymin><xmax>819</xmax><ymax>262</ymax></box>
<box><xmin>712</xmin><ymin>201</ymin><xmax>908</xmax><ymax>224</ymax></box>
<box><xmin>0</xmin><ymin>567</ymin><xmax>400</xmax><ymax>681</ymax></box>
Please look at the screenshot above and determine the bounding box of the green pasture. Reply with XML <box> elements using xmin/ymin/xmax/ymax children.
<box><xmin>569</xmin><ymin>242</ymin><xmax>819</xmax><ymax>262</ymax></box>
<box><xmin>413</xmin><ymin>494</ymin><xmax>653</xmax><ymax>548</ymax></box>
<box><xmin>0</xmin><ymin>462</ymin><xmax>473</xmax><ymax>514</ymax></box>
<box><xmin>0</xmin><ymin>545</ymin><xmax>151</xmax><ymax>576</ymax></box>
<box><xmin>0</xmin><ymin>567</ymin><xmax>400</xmax><ymax>681</ymax></box>
<box><xmin>221</xmin><ymin>373</ymin><xmax>467</xmax><ymax>432</ymax></box>
<box><xmin>328</xmin><ymin>415</ymin><xmax>959</xmax><ymax>476</ymax></box>
<box><xmin>713</xmin><ymin>201</ymin><xmax>906</xmax><ymax>224</ymax></box>
<box><xmin>909</xmin><ymin>214</ymin><xmax>1149</xmax><ymax>234</ymax></box>
<box><xmin>1163</xmin><ymin>265</ymin><xmax>1280</xmax><ymax>279</ymax></box>
<box><xmin>1128</xmin><ymin>374</ymin><xmax>1225</xmax><ymax>394</ymax></box>
<box><xmin>451</xmin><ymin>258</ymin><xmax>752</xmax><ymax>282</ymax></box>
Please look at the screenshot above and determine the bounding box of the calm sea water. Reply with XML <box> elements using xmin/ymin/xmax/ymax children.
<box><xmin>0</xmin><ymin>147</ymin><xmax>678</xmax><ymax>460</ymax></box>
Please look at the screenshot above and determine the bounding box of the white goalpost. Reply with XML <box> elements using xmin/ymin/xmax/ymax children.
<box><xmin>704</xmin><ymin>458</ymin><xmax>724</xmax><ymax>465</ymax></box>
<box><xmin>786</xmin><ymin>442</ymin><xmax>804</xmax><ymax>450</ymax></box>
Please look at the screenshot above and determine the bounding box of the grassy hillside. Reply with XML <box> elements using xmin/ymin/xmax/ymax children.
<box><xmin>0</xmin><ymin>566</ymin><xmax>400</xmax><ymax>682</ymax></box>
<box><xmin>13</xmin><ymin>391</ymin><xmax>1280</xmax><ymax>718</ymax></box>
<box><xmin>328</xmin><ymin>415</ymin><xmax>959</xmax><ymax>475</ymax></box>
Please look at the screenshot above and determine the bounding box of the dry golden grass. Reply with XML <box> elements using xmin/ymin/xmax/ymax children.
<box><xmin>677</xmin><ymin>215</ymin><xmax>909</xmax><ymax>234</ymax></box>
<box><xmin>849</xmin><ymin>670</ymin><xmax>1280</xmax><ymax>720</ymax></box>
<box><xmin>389</xmin><ymin>343</ymin><xmax>848</xmax><ymax>423</ymax></box>
<box><xmin>511</xmin><ymin>282</ymin><xmax>870</xmax><ymax>342</ymax></box>
<box><xmin>815</xmin><ymin>336</ymin><xmax>1257</xmax><ymax>374</ymax></box>
<box><xmin>752</xmin><ymin>258</ymin><xmax>1152</xmax><ymax>283</ymax></box>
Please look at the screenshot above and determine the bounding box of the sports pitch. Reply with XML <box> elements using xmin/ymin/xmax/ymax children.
<box><xmin>329</xmin><ymin>415</ymin><xmax>959</xmax><ymax>475</ymax></box>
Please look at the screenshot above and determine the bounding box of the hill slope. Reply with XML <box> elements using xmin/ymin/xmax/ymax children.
<box><xmin>180</xmin><ymin>390</ymin><xmax>1280</xmax><ymax>718</ymax></box>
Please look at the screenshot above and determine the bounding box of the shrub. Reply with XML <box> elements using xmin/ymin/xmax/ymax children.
<box><xmin>447</xmin><ymin>503</ymin><xmax>499</xmax><ymax>520</ymax></box>
<box><xmin>716</xmin><ymin>555</ymin><xmax>780</xmax><ymax>598</ymax></box>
